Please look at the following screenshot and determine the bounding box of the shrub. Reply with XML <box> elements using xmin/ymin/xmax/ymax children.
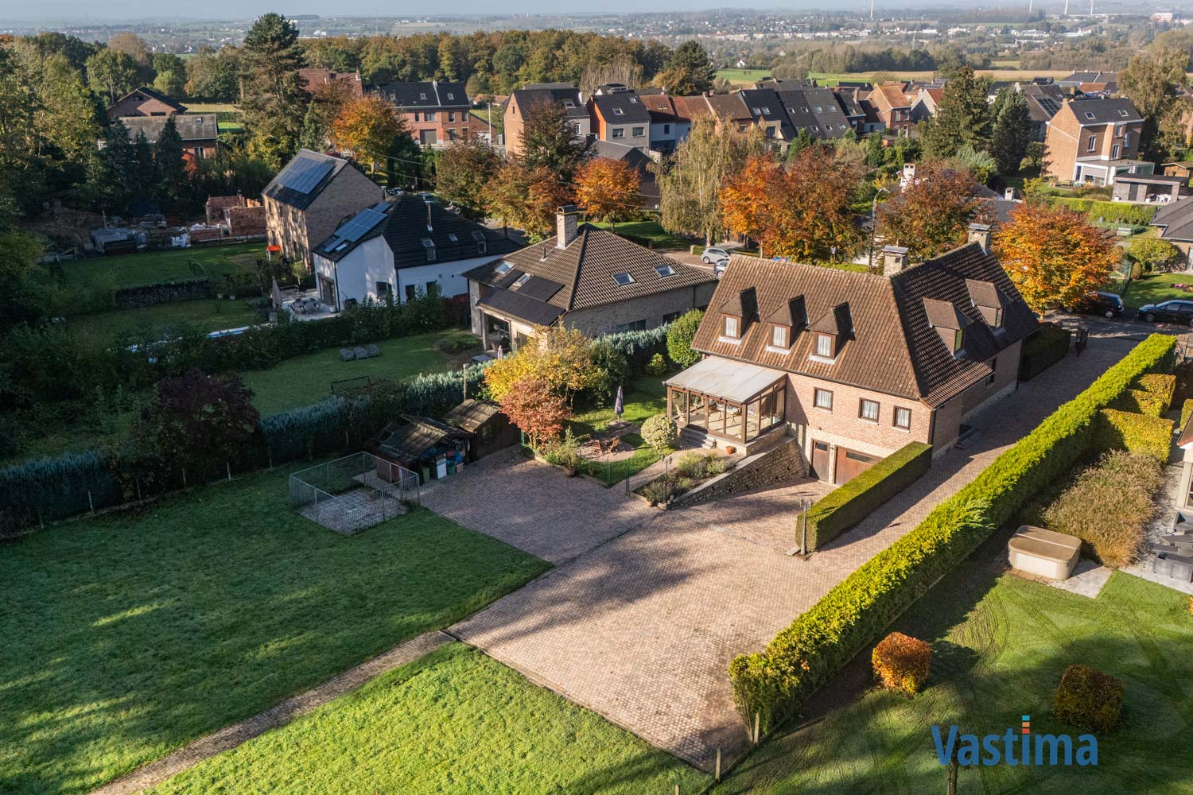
<box><xmin>1136</xmin><ymin>373</ymin><xmax>1176</xmax><ymax>414</ymax></box>
<box><xmin>1182</xmin><ymin>399</ymin><xmax>1193</xmax><ymax>430</ymax></box>
<box><xmin>543</xmin><ymin>428</ymin><xmax>583</xmax><ymax>469</ymax></box>
<box><xmin>1053</xmin><ymin>664</ymin><xmax>1124</xmax><ymax>735</ymax></box>
<box><xmin>588</xmin><ymin>339</ymin><xmax>630</xmax><ymax>407</ymax></box>
<box><xmin>666</xmin><ymin>309</ymin><xmax>704</xmax><ymax>367</ymax></box>
<box><xmin>645</xmin><ymin>353</ymin><xmax>668</xmax><ymax>377</ymax></box>
<box><xmin>1018</xmin><ymin>325</ymin><xmax>1070</xmax><ymax>381</ymax></box>
<box><xmin>871</xmin><ymin>632</ymin><xmax>931</xmax><ymax>695</ymax></box>
<box><xmin>1093</xmin><ymin>409</ymin><xmax>1174</xmax><ymax>462</ymax></box>
<box><xmin>641</xmin><ymin>414</ymin><xmax>678</xmax><ymax>453</ymax></box>
<box><xmin>640</xmin><ymin>479</ymin><xmax>670</xmax><ymax>504</ymax></box>
<box><xmin>1043</xmin><ymin>450</ymin><xmax>1163</xmax><ymax>568</ymax></box>
<box><xmin>1114</xmin><ymin>388</ymin><xmax>1167</xmax><ymax>417</ymax></box>
<box><xmin>599</xmin><ymin>324</ymin><xmax>671</xmax><ymax>373</ymax></box>
<box><xmin>1128</xmin><ymin>237</ymin><xmax>1181</xmax><ymax>272</ymax></box>
<box><xmin>728</xmin><ymin>334</ymin><xmax>1174</xmax><ymax>732</ymax></box>
<box><xmin>805</xmin><ymin>442</ymin><xmax>931</xmax><ymax>551</ymax></box>
<box><xmin>113</xmin><ymin>278</ymin><xmax>212</xmax><ymax>310</ymax></box>
<box><xmin>675</xmin><ymin>450</ymin><xmax>726</xmax><ymax>479</ymax></box>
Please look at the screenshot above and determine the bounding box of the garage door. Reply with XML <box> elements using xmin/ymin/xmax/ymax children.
<box><xmin>834</xmin><ymin>446</ymin><xmax>878</xmax><ymax>485</ymax></box>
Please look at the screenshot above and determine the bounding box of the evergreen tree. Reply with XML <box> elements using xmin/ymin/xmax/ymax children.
<box><xmin>865</xmin><ymin>132</ymin><xmax>884</xmax><ymax>168</ymax></box>
<box><xmin>154</xmin><ymin>116</ymin><xmax>189</xmax><ymax>211</ymax></box>
<box><xmin>86</xmin><ymin>120</ymin><xmax>134</xmax><ymax>213</ymax></box>
<box><xmin>990</xmin><ymin>89</ymin><xmax>1032</xmax><ymax>175</ymax></box>
<box><xmin>656</xmin><ymin>41</ymin><xmax>716</xmax><ymax>95</ymax></box>
<box><xmin>920</xmin><ymin>66</ymin><xmax>992</xmax><ymax>159</ymax></box>
<box><xmin>130</xmin><ymin>130</ymin><xmax>156</xmax><ymax>211</ymax></box>
<box><xmin>520</xmin><ymin>101</ymin><xmax>584</xmax><ymax>182</ymax></box>
<box><xmin>240</xmin><ymin>13</ymin><xmax>307</xmax><ymax>168</ymax></box>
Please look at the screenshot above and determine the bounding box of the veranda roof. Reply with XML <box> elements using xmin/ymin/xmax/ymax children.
<box><xmin>665</xmin><ymin>356</ymin><xmax>786</xmax><ymax>403</ymax></box>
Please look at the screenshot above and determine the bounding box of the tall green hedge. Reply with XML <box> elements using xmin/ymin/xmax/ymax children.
<box><xmin>1093</xmin><ymin>409</ymin><xmax>1174</xmax><ymax>462</ymax></box>
<box><xmin>1051</xmin><ymin>197</ymin><xmax>1158</xmax><ymax>226</ymax></box>
<box><xmin>728</xmin><ymin>333</ymin><xmax>1175</xmax><ymax>731</ymax></box>
<box><xmin>1019</xmin><ymin>325</ymin><xmax>1071</xmax><ymax>382</ymax></box>
<box><xmin>804</xmin><ymin>442</ymin><xmax>932</xmax><ymax>551</ymax></box>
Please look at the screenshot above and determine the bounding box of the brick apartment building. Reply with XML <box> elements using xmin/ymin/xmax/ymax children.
<box><xmin>587</xmin><ymin>84</ymin><xmax>653</xmax><ymax>152</ymax></box>
<box><xmin>1044</xmin><ymin>97</ymin><xmax>1149</xmax><ymax>186</ymax></box>
<box><xmin>372</xmin><ymin>81</ymin><xmax>471</xmax><ymax>146</ymax></box>
<box><xmin>664</xmin><ymin>227</ymin><xmax>1037</xmax><ymax>483</ymax></box>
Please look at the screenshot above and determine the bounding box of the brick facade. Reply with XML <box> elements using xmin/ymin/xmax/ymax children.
<box><xmin>563</xmin><ymin>283</ymin><xmax>717</xmax><ymax>336</ymax></box>
<box><xmin>673</xmin><ymin>435</ymin><xmax>808</xmax><ymax>508</ymax></box>
<box><xmin>1044</xmin><ymin>101</ymin><xmax>1145</xmax><ymax>184</ymax></box>
<box><xmin>263</xmin><ymin>165</ymin><xmax>380</xmax><ymax>268</ymax></box>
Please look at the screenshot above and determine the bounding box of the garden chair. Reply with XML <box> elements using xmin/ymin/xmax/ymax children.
<box><xmin>340</xmin><ymin>348</ymin><xmax>355</xmax><ymax>362</ymax></box>
<box><xmin>366</xmin><ymin>344</ymin><xmax>381</xmax><ymax>358</ymax></box>
<box><xmin>354</xmin><ymin>347</ymin><xmax>369</xmax><ymax>360</ymax></box>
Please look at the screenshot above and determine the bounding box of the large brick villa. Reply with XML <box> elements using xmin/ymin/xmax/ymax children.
<box><xmin>665</xmin><ymin>227</ymin><xmax>1039</xmax><ymax>484</ymax></box>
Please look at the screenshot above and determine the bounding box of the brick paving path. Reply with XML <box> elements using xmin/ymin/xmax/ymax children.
<box><xmin>447</xmin><ymin>336</ymin><xmax>1137</xmax><ymax>773</ymax></box>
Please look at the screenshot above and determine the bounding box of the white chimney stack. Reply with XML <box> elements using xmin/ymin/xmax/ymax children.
<box><xmin>882</xmin><ymin>245</ymin><xmax>909</xmax><ymax>276</ymax></box>
<box><xmin>556</xmin><ymin>205</ymin><xmax>580</xmax><ymax>249</ymax></box>
<box><xmin>967</xmin><ymin>223</ymin><xmax>992</xmax><ymax>254</ymax></box>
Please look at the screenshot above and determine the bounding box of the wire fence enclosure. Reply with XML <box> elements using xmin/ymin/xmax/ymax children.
<box><xmin>289</xmin><ymin>452</ymin><xmax>421</xmax><ymax>535</ymax></box>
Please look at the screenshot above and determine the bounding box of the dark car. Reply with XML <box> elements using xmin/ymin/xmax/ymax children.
<box><xmin>1069</xmin><ymin>291</ymin><xmax>1124</xmax><ymax>318</ymax></box>
<box><xmin>1139</xmin><ymin>299</ymin><xmax>1193</xmax><ymax>325</ymax></box>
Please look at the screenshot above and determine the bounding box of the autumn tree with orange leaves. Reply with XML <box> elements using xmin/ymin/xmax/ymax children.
<box><xmin>877</xmin><ymin>163</ymin><xmax>983</xmax><ymax>261</ymax></box>
<box><xmin>574</xmin><ymin>157</ymin><xmax>640</xmax><ymax>231</ymax></box>
<box><xmin>720</xmin><ymin>146</ymin><xmax>863</xmax><ymax>262</ymax></box>
<box><xmin>482</xmin><ymin>159</ymin><xmax>573</xmax><ymax>239</ymax></box>
<box><xmin>331</xmin><ymin>95</ymin><xmax>405</xmax><ymax>172</ymax></box>
<box><xmin>994</xmin><ymin>203</ymin><xmax>1120</xmax><ymax>313</ymax></box>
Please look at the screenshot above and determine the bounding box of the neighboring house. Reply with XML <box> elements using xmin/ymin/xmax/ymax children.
<box><xmin>464</xmin><ymin>206</ymin><xmax>717</xmax><ymax>350</ymax></box>
<box><xmin>586</xmin><ymin>139</ymin><xmax>661</xmax><ymax>209</ymax></box>
<box><xmin>106</xmin><ymin>87</ymin><xmax>186</xmax><ymax>119</ymax></box>
<box><xmin>1044</xmin><ymin>98</ymin><xmax>1149</xmax><ymax>186</ymax></box>
<box><xmin>299</xmin><ymin>68</ymin><xmax>364</xmax><ymax>99</ymax></box>
<box><xmin>870</xmin><ymin>82</ymin><xmax>914</xmax><ymax>136</ymax></box>
<box><xmin>830</xmin><ymin>86</ymin><xmax>869</xmax><ymax>132</ymax></box>
<box><xmin>311</xmin><ymin>193</ymin><xmax>520</xmax><ymax>310</ymax></box>
<box><xmin>775</xmin><ymin>86</ymin><xmax>854</xmax><ymax>139</ymax></box>
<box><xmin>1112</xmin><ymin>174</ymin><xmax>1187</xmax><ymax>204</ymax></box>
<box><xmin>262</xmin><ymin>149</ymin><xmax>382</xmax><ymax>268</ymax></box>
<box><xmin>588</xmin><ymin>84</ymin><xmax>653</xmax><ymax>152</ymax></box>
<box><xmin>664</xmin><ymin>227</ymin><xmax>1038</xmax><ymax>483</ymax></box>
<box><xmin>1150</xmin><ymin>195</ymin><xmax>1193</xmax><ymax>267</ymax></box>
<box><xmin>1057</xmin><ymin>70</ymin><xmax>1117</xmax><ymax>90</ymax></box>
<box><xmin>638</xmin><ymin>89</ymin><xmax>686</xmax><ymax>153</ymax></box>
<box><xmin>1164</xmin><ymin>160</ymin><xmax>1193</xmax><ymax>180</ymax></box>
<box><xmin>120</xmin><ymin>114</ymin><xmax>219</xmax><ymax>160</ymax></box>
<box><xmin>372</xmin><ymin>81</ymin><xmax>471</xmax><ymax>146</ymax></box>
<box><xmin>702</xmin><ymin>93</ymin><xmax>754</xmax><ymax>132</ymax></box>
<box><xmin>910</xmin><ymin>87</ymin><xmax>943</xmax><ymax>123</ymax></box>
<box><xmin>1022</xmin><ymin>83</ymin><xmax>1065</xmax><ymax>142</ymax></box>
<box><xmin>740</xmin><ymin>88</ymin><xmax>793</xmax><ymax>142</ymax></box>
<box><xmin>504</xmin><ymin>83</ymin><xmax>589</xmax><ymax>158</ymax></box>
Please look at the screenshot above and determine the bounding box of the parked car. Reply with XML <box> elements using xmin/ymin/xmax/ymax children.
<box><xmin>1068</xmin><ymin>291</ymin><xmax>1124</xmax><ymax>319</ymax></box>
<box><xmin>1138</xmin><ymin>299</ymin><xmax>1193</xmax><ymax>325</ymax></box>
<box><xmin>702</xmin><ymin>247</ymin><xmax>731</xmax><ymax>266</ymax></box>
<box><xmin>714</xmin><ymin>260</ymin><xmax>728</xmax><ymax>279</ymax></box>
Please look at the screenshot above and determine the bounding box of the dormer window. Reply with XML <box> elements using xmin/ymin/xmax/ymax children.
<box><xmin>815</xmin><ymin>333</ymin><xmax>834</xmax><ymax>359</ymax></box>
<box><xmin>723</xmin><ymin>315</ymin><xmax>740</xmax><ymax>339</ymax></box>
<box><xmin>771</xmin><ymin>324</ymin><xmax>790</xmax><ymax>349</ymax></box>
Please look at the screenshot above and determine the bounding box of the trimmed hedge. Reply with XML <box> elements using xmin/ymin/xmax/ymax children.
<box><xmin>804</xmin><ymin>442</ymin><xmax>932</xmax><ymax>551</ymax></box>
<box><xmin>1137</xmin><ymin>373</ymin><xmax>1176</xmax><ymax>414</ymax></box>
<box><xmin>871</xmin><ymin>632</ymin><xmax>931</xmax><ymax>695</ymax></box>
<box><xmin>1093</xmin><ymin>409</ymin><xmax>1174</xmax><ymax>462</ymax></box>
<box><xmin>1019</xmin><ymin>325</ymin><xmax>1071</xmax><ymax>382</ymax></box>
<box><xmin>728</xmin><ymin>333</ymin><xmax>1175</xmax><ymax>731</ymax></box>
<box><xmin>113</xmin><ymin>278</ymin><xmax>212</xmax><ymax>310</ymax></box>
<box><xmin>1052</xmin><ymin>197</ymin><xmax>1158</xmax><ymax>226</ymax></box>
<box><xmin>1053</xmin><ymin>664</ymin><xmax>1124</xmax><ymax>735</ymax></box>
<box><xmin>1182</xmin><ymin>398</ymin><xmax>1193</xmax><ymax>430</ymax></box>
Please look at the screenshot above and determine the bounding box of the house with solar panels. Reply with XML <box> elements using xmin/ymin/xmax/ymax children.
<box><xmin>262</xmin><ymin>149</ymin><xmax>382</xmax><ymax>270</ymax></box>
<box><xmin>310</xmin><ymin>193</ymin><xmax>521</xmax><ymax>310</ymax></box>
<box><xmin>462</xmin><ymin>206</ymin><xmax>716</xmax><ymax>351</ymax></box>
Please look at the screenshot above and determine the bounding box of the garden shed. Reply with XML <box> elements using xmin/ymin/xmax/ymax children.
<box><xmin>371</xmin><ymin>417</ymin><xmax>471</xmax><ymax>483</ymax></box>
<box><xmin>443</xmin><ymin>399</ymin><xmax>519</xmax><ymax>461</ymax></box>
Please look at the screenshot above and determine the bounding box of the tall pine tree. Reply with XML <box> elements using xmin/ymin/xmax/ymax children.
<box><xmin>990</xmin><ymin>88</ymin><xmax>1032</xmax><ymax>175</ymax></box>
<box><xmin>154</xmin><ymin>115</ymin><xmax>189</xmax><ymax>212</ymax></box>
<box><xmin>240</xmin><ymin>13</ymin><xmax>307</xmax><ymax>168</ymax></box>
<box><xmin>921</xmin><ymin>66</ymin><xmax>992</xmax><ymax>159</ymax></box>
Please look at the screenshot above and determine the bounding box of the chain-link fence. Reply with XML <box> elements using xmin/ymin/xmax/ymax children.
<box><xmin>289</xmin><ymin>452</ymin><xmax>420</xmax><ymax>535</ymax></box>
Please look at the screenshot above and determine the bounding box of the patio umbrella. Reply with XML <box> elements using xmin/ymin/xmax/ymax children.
<box><xmin>496</xmin><ymin>344</ymin><xmax>504</xmax><ymax>359</ymax></box>
<box><xmin>614</xmin><ymin>385</ymin><xmax>624</xmax><ymax>421</ymax></box>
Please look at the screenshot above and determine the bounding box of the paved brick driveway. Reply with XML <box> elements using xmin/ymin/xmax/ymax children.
<box><xmin>441</xmin><ymin>336</ymin><xmax>1136</xmax><ymax>772</ymax></box>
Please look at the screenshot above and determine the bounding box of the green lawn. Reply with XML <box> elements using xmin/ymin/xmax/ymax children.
<box><xmin>716</xmin><ymin>570</ymin><xmax>1193</xmax><ymax>794</ymax></box>
<box><xmin>0</xmin><ymin>466</ymin><xmax>550</xmax><ymax>794</ymax></box>
<box><xmin>590</xmin><ymin>220</ymin><xmax>696</xmax><ymax>250</ymax></box>
<box><xmin>242</xmin><ymin>328</ymin><xmax>479</xmax><ymax>415</ymax></box>
<box><xmin>716</xmin><ymin>68</ymin><xmax>771</xmax><ymax>86</ymax></box>
<box><xmin>52</xmin><ymin>243</ymin><xmax>263</xmax><ymax>303</ymax></box>
<box><xmin>470</xmin><ymin>106</ymin><xmax>503</xmax><ymax>135</ymax></box>
<box><xmin>569</xmin><ymin>376</ymin><xmax>671</xmax><ymax>485</ymax></box>
<box><xmin>1121</xmin><ymin>273</ymin><xmax>1193</xmax><ymax>310</ymax></box>
<box><xmin>67</xmin><ymin>298</ymin><xmax>261</xmax><ymax>343</ymax></box>
<box><xmin>150</xmin><ymin>643</ymin><xmax>708</xmax><ymax>794</ymax></box>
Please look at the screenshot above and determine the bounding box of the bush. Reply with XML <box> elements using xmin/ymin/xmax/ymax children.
<box><xmin>673</xmin><ymin>449</ymin><xmax>727</xmax><ymax>479</ymax></box>
<box><xmin>588</xmin><ymin>339</ymin><xmax>630</xmax><ymax>407</ymax></box>
<box><xmin>113</xmin><ymin>278</ymin><xmax>212</xmax><ymax>310</ymax></box>
<box><xmin>1054</xmin><ymin>197</ymin><xmax>1157</xmax><ymax>226</ymax></box>
<box><xmin>599</xmin><ymin>324</ymin><xmax>671</xmax><ymax>373</ymax></box>
<box><xmin>728</xmin><ymin>334</ymin><xmax>1175</xmax><ymax>732</ymax></box>
<box><xmin>805</xmin><ymin>442</ymin><xmax>932</xmax><ymax>551</ymax></box>
<box><xmin>1136</xmin><ymin>373</ymin><xmax>1176</xmax><ymax>414</ymax></box>
<box><xmin>1093</xmin><ymin>409</ymin><xmax>1174</xmax><ymax>462</ymax></box>
<box><xmin>1019</xmin><ymin>325</ymin><xmax>1071</xmax><ymax>381</ymax></box>
<box><xmin>1182</xmin><ymin>399</ymin><xmax>1193</xmax><ymax>430</ymax></box>
<box><xmin>645</xmin><ymin>353</ymin><xmax>668</xmax><ymax>377</ymax></box>
<box><xmin>641</xmin><ymin>414</ymin><xmax>678</xmax><ymax>453</ymax></box>
<box><xmin>0</xmin><ymin>450</ymin><xmax>122</xmax><ymax>532</ymax></box>
<box><xmin>1053</xmin><ymin>664</ymin><xmax>1124</xmax><ymax>735</ymax></box>
<box><xmin>1043</xmin><ymin>450</ymin><xmax>1163</xmax><ymax>568</ymax></box>
<box><xmin>1128</xmin><ymin>237</ymin><xmax>1181</xmax><ymax>272</ymax></box>
<box><xmin>666</xmin><ymin>309</ymin><xmax>704</xmax><ymax>367</ymax></box>
<box><xmin>871</xmin><ymin>632</ymin><xmax>931</xmax><ymax>695</ymax></box>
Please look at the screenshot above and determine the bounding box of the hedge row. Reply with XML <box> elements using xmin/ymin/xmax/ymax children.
<box><xmin>1051</xmin><ymin>197</ymin><xmax>1158</xmax><ymax>226</ymax></box>
<box><xmin>804</xmin><ymin>442</ymin><xmax>932</xmax><ymax>551</ymax></box>
<box><xmin>1182</xmin><ymin>398</ymin><xmax>1193</xmax><ymax>429</ymax></box>
<box><xmin>728</xmin><ymin>333</ymin><xmax>1176</xmax><ymax>731</ymax></box>
<box><xmin>1093</xmin><ymin>409</ymin><xmax>1174</xmax><ymax>462</ymax></box>
<box><xmin>1019</xmin><ymin>325</ymin><xmax>1071</xmax><ymax>382</ymax></box>
<box><xmin>113</xmin><ymin>278</ymin><xmax>212</xmax><ymax>310</ymax></box>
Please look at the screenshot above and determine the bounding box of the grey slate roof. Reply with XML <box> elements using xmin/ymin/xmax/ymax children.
<box><xmin>775</xmin><ymin>88</ymin><xmax>850</xmax><ymax>139</ymax></box>
<box><xmin>373</xmin><ymin>81</ymin><xmax>469</xmax><ymax>109</ymax></box>
<box><xmin>263</xmin><ymin>150</ymin><xmax>360</xmax><ymax>211</ymax></box>
<box><xmin>1152</xmin><ymin>195</ymin><xmax>1193</xmax><ymax>241</ymax></box>
<box><xmin>120</xmin><ymin>114</ymin><xmax>217</xmax><ymax>144</ymax></box>
<box><xmin>592</xmin><ymin>90</ymin><xmax>652</xmax><ymax>125</ymax></box>
<box><xmin>313</xmin><ymin>193</ymin><xmax>520</xmax><ymax>266</ymax></box>
<box><xmin>1067</xmin><ymin>97</ymin><xmax>1142</xmax><ymax>125</ymax></box>
<box><xmin>512</xmin><ymin>84</ymin><xmax>588</xmax><ymax>120</ymax></box>
<box><xmin>466</xmin><ymin>224</ymin><xmax>715</xmax><ymax>327</ymax></box>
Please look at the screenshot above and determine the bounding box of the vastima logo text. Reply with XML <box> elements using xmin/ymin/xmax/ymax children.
<box><xmin>931</xmin><ymin>715</ymin><xmax>1099</xmax><ymax>766</ymax></box>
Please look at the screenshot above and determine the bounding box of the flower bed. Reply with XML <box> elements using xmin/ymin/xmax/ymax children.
<box><xmin>634</xmin><ymin>450</ymin><xmax>733</xmax><ymax>506</ymax></box>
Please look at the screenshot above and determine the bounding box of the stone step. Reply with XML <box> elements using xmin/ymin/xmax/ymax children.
<box><xmin>679</xmin><ymin>425</ymin><xmax>719</xmax><ymax>450</ymax></box>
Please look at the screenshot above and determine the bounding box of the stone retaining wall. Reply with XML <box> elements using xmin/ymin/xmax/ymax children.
<box><xmin>673</xmin><ymin>434</ymin><xmax>809</xmax><ymax>508</ymax></box>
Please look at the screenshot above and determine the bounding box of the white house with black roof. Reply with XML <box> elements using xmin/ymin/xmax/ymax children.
<box><xmin>310</xmin><ymin>194</ymin><xmax>521</xmax><ymax>310</ymax></box>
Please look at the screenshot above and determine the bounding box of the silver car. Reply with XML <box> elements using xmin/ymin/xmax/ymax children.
<box><xmin>702</xmin><ymin>247</ymin><xmax>731</xmax><ymax>266</ymax></box>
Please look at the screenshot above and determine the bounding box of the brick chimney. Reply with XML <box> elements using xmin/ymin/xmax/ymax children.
<box><xmin>556</xmin><ymin>204</ymin><xmax>580</xmax><ymax>249</ymax></box>
<box><xmin>882</xmin><ymin>245</ymin><xmax>909</xmax><ymax>276</ymax></box>
<box><xmin>967</xmin><ymin>223</ymin><xmax>992</xmax><ymax>254</ymax></box>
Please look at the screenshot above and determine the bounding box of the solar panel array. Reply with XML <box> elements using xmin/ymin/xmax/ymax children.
<box><xmin>279</xmin><ymin>157</ymin><xmax>334</xmax><ymax>195</ymax></box>
<box><xmin>517</xmin><ymin>276</ymin><xmax>564</xmax><ymax>303</ymax></box>
<box><xmin>336</xmin><ymin>207</ymin><xmax>388</xmax><ymax>243</ymax></box>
